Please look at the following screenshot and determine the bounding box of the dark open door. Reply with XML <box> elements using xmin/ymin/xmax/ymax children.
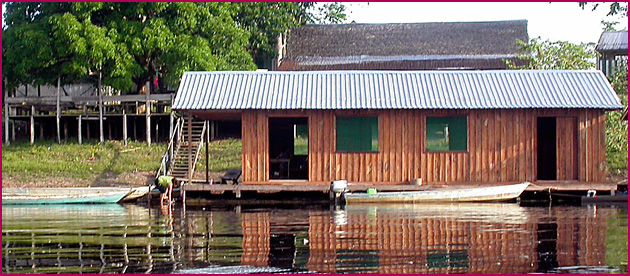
<box><xmin>537</xmin><ymin>117</ymin><xmax>557</xmax><ymax>180</ymax></box>
<box><xmin>268</xmin><ymin>117</ymin><xmax>308</xmax><ymax>180</ymax></box>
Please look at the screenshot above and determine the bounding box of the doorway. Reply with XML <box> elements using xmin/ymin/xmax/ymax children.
<box><xmin>537</xmin><ymin>117</ymin><xmax>557</xmax><ymax>180</ymax></box>
<box><xmin>269</xmin><ymin>117</ymin><xmax>308</xmax><ymax>180</ymax></box>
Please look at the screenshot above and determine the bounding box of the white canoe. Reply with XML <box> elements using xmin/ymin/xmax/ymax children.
<box><xmin>344</xmin><ymin>182</ymin><xmax>530</xmax><ymax>204</ymax></box>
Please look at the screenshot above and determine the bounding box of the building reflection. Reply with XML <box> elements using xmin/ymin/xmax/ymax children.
<box><xmin>2</xmin><ymin>203</ymin><xmax>617</xmax><ymax>274</ymax></box>
<box><xmin>235</xmin><ymin>203</ymin><xmax>612</xmax><ymax>274</ymax></box>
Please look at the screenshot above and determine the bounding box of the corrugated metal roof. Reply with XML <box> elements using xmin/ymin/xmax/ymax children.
<box><xmin>172</xmin><ymin>70</ymin><xmax>623</xmax><ymax>110</ymax></box>
<box><xmin>596</xmin><ymin>31</ymin><xmax>628</xmax><ymax>52</ymax></box>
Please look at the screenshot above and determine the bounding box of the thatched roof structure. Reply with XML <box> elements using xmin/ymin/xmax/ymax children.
<box><xmin>277</xmin><ymin>20</ymin><xmax>529</xmax><ymax>71</ymax></box>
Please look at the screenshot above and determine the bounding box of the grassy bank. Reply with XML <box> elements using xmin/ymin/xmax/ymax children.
<box><xmin>2</xmin><ymin>138</ymin><xmax>242</xmax><ymax>186</ymax></box>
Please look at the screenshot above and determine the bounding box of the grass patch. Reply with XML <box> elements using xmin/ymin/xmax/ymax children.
<box><xmin>197</xmin><ymin>138</ymin><xmax>242</xmax><ymax>172</ymax></box>
<box><xmin>3</xmin><ymin>138</ymin><xmax>244</xmax><ymax>183</ymax></box>
<box><xmin>2</xmin><ymin>140</ymin><xmax>167</xmax><ymax>182</ymax></box>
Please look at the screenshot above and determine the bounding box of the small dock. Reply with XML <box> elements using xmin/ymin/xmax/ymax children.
<box><xmin>182</xmin><ymin>181</ymin><xmax>619</xmax><ymax>199</ymax></box>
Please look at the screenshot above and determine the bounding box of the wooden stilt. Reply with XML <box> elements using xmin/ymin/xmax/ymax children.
<box><xmin>11</xmin><ymin>119</ymin><xmax>16</xmax><ymax>142</ymax></box>
<box><xmin>39</xmin><ymin>122</ymin><xmax>44</xmax><ymax>141</ymax></box>
<box><xmin>30</xmin><ymin>106</ymin><xmax>35</xmax><ymax>144</ymax></box>
<box><xmin>4</xmin><ymin>89</ymin><xmax>10</xmax><ymax>145</ymax></box>
<box><xmin>205</xmin><ymin>120</ymin><xmax>210</xmax><ymax>183</ymax></box>
<box><xmin>123</xmin><ymin>110</ymin><xmax>128</xmax><ymax>146</ymax></box>
<box><xmin>133</xmin><ymin>116</ymin><xmax>138</xmax><ymax>141</ymax></box>
<box><xmin>155</xmin><ymin>119</ymin><xmax>159</xmax><ymax>143</ymax></box>
<box><xmin>98</xmin><ymin>72</ymin><xmax>104</xmax><ymax>145</ymax></box>
<box><xmin>63</xmin><ymin>119</ymin><xmax>68</xmax><ymax>140</ymax></box>
<box><xmin>188</xmin><ymin>114</ymin><xmax>193</xmax><ymax>182</ymax></box>
<box><xmin>56</xmin><ymin>76</ymin><xmax>61</xmax><ymax>144</ymax></box>
<box><xmin>78</xmin><ymin>115</ymin><xmax>83</xmax><ymax>145</ymax></box>
<box><xmin>146</xmin><ymin>85</ymin><xmax>151</xmax><ymax>146</ymax></box>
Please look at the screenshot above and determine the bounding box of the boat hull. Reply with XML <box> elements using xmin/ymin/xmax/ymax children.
<box><xmin>344</xmin><ymin>182</ymin><xmax>530</xmax><ymax>204</ymax></box>
<box><xmin>2</xmin><ymin>188</ymin><xmax>132</xmax><ymax>205</ymax></box>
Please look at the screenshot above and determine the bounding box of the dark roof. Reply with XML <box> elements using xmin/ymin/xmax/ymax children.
<box><xmin>596</xmin><ymin>31</ymin><xmax>628</xmax><ymax>54</ymax></box>
<box><xmin>173</xmin><ymin>70</ymin><xmax>622</xmax><ymax>111</ymax></box>
<box><xmin>278</xmin><ymin>20</ymin><xmax>529</xmax><ymax>70</ymax></box>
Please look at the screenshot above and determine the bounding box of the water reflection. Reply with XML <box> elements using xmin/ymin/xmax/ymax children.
<box><xmin>2</xmin><ymin>202</ymin><xmax>627</xmax><ymax>274</ymax></box>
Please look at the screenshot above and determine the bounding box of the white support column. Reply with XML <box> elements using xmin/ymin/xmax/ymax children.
<box><xmin>30</xmin><ymin>106</ymin><xmax>35</xmax><ymax>144</ymax></box>
<box><xmin>78</xmin><ymin>115</ymin><xmax>83</xmax><ymax>145</ymax></box>
<box><xmin>123</xmin><ymin>110</ymin><xmax>128</xmax><ymax>146</ymax></box>
<box><xmin>56</xmin><ymin>76</ymin><xmax>61</xmax><ymax>144</ymax></box>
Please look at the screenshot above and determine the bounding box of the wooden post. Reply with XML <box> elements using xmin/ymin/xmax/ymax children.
<box><xmin>123</xmin><ymin>110</ymin><xmax>128</xmax><ymax>146</ymax></box>
<box><xmin>78</xmin><ymin>115</ymin><xmax>82</xmax><ymax>145</ymax></box>
<box><xmin>56</xmin><ymin>76</ymin><xmax>61</xmax><ymax>144</ymax></box>
<box><xmin>205</xmin><ymin>121</ymin><xmax>210</xmax><ymax>183</ymax></box>
<box><xmin>11</xmin><ymin>119</ymin><xmax>16</xmax><ymax>142</ymax></box>
<box><xmin>146</xmin><ymin>84</ymin><xmax>151</xmax><ymax>146</ymax></box>
<box><xmin>187</xmin><ymin>114</ymin><xmax>192</xmax><ymax>182</ymax></box>
<box><xmin>155</xmin><ymin>119</ymin><xmax>159</xmax><ymax>143</ymax></box>
<box><xmin>30</xmin><ymin>106</ymin><xmax>35</xmax><ymax>144</ymax></box>
<box><xmin>63</xmin><ymin>120</ymin><xmax>68</xmax><ymax>140</ymax></box>
<box><xmin>39</xmin><ymin>123</ymin><xmax>44</xmax><ymax>141</ymax></box>
<box><xmin>168</xmin><ymin>112</ymin><xmax>174</xmax><ymax>171</ymax></box>
<box><xmin>98</xmin><ymin>72</ymin><xmax>104</xmax><ymax>145</ymax></box>
<box><xmin>210</xmin><ymin>120</ymin><xmax>215</xmax><ymax>140</ymax></box>
<box><xmin>4</xmin><ymin>89</ymin><xmax>9</xmax><ymax>145</ymax></box>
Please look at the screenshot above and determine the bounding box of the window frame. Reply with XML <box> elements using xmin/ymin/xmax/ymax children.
<box><xmin>425</xmin><ymin>115</ymin><xmax>469</xmax><ymax>153</ymax></box>
<box><xmin>335</xmin><ymin>115</ymin><xmax>380</xmax><ymax>153</ymax></box>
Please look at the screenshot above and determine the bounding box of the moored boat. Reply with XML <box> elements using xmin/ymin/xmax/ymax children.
<box><xmin>2</xmin><ymin>188</ymin><xmax>133</xmax><ymax>205</ymax></box>
<box><xmin>343</xmin><ymin>182</ymin><xmax>530</xmax><ymax>204</ymax></box>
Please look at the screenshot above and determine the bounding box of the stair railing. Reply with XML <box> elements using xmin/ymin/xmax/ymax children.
<box><xmin>156</xmin><ymin>115</ymin><xmax>183</xmax><ymax>178</ymax></box>
<box><xmin>187</xmin><ymin>120</ymin><xmax>207</xmax><ymax>181</ymax></box>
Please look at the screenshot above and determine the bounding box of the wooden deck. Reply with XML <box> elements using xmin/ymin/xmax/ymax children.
<box><xmin>182</xmin><ymin>181</ymin><xmax>619</xmax><ymax>198</ymax></box>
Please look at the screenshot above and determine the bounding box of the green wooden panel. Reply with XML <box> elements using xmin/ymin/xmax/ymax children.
<box><xmin>336</xmin><ymin>117</ymin><xmax>378</xmax><ymax>152</ymax></box>
<box><xmin>426</xmin><ymin>116</ymin><xmax>467</xmax><ymax>151</ymax></box>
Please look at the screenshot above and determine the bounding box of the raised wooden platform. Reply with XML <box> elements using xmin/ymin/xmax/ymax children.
<box><xmin>182</xmin><ymin>181</ymin><xmax>619</xmax><ymax>198</ymax></box>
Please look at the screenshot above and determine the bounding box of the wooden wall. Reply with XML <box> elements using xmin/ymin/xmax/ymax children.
<box><xmin>241</xmin><ymin>109</ymin><xmax>607</xmax><ymax>184</ymax></box>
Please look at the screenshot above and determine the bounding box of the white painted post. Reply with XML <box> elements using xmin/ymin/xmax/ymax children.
<box><xmin>98</xmin><ymin>72</ymin><xmax>104</xmax><ymax>145</ymax></box>
<box><xmin>123</xmin><ymin>110</ymin><xmax>128</xmax><ymax>146</ymax></box>
<box><xmin>30</xmin><ymin>106</ymin><xmax>35</xmax><ymax>144</ymax></box>
<box><xmin>56</xmin><ymin>76</ymin><xmax>61</xmax><ymax>144</ymax></box>
<box><xmin>78</xmin><ymin>115</ymin><xmax>82</xmax><ymax>145</ymax></box>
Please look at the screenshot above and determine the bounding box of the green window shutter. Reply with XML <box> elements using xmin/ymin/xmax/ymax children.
<box><xmin>426</xmin><ymin>116</ymin><xmax>467</xmax><ymax>152</ymax></box>
<box><xmin>336</xmin><ymin>117</ymin><xmax>379</xmax><ymax>152</ymax></box>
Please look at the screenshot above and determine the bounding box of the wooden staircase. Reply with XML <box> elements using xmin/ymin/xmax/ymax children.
<box><xmin>157</xmin><ymin>116</ymin><xmax>207</xmax><ymax>181</ymax></box>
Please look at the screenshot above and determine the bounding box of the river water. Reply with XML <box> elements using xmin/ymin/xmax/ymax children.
<box><xmin>2</xmin><ymin>201</ymin><xmax>627</xmax><ymax>274</ymax></box>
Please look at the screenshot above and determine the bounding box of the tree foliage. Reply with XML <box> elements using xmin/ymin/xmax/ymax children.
<box><xmin>579</xmin><ymin>2</ymin><xmax>628</xmax><ymax>17</ymax></box>
<box><xmin>605</xmin><ymin>62</ymin><xmax>628</xmax><ymax>171</ymax></box>
<box><xmin>504</xmin><ymin>38</ymin><xmax>597</xmax><ymax>70</ymax></box>
<box><xmin>3</xmin><ymin>2</ymin><xmax>346</xmax><ymax>93</ymax></box>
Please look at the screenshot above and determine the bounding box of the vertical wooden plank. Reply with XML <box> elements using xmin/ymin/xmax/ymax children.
<box><xmin>56</xmin><ymin>76</ymin><xmax>61</xmax><ymax>144</ymax></box>
<box><xmin>499</xmin><ymin>110</ymin><xmax>507</xmax><ymax>182</ymax></box>
<box><xmin>381</xmin><ymin>112</ymin><xmax>389</xmax><ymax>182</ymax></box>
<box><xmin>401</xmin><ymin>111</ymin><xmax>409</xmax><ymax>182</ymax></box>
<box><xmin>596</xmin><ymin>111</ymin><xmax>606</xmax><ymax>182</ymax></box>
<box><xmin>419</xmin><ymin>111</ymin><xmax>426</xmax><ymax>182</ymax></box>
<box><xmin>145</xmin><ymin>83</ymin><xmax>151</xmax><ymax>146</ymax></box>
<box><xmin>78</xmin><ymin>115</ymin><xmax>82</xmax><ymax>145</ymax></box>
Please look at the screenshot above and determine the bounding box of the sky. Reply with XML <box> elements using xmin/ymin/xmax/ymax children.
<box><xmin>342</xmin><ymin>2</ymin><xmax>628</xmax><ymax>45</ymax></box>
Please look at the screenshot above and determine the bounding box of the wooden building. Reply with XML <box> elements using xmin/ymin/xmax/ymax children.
<box><xmin>595</xmin><ymin>31</ymin><xmax>628</xmax><ymax>77</ymax></box>
<box><xmin>274</xmin><ymin>20</ymin><xmax>529</xmax><ymax>71</ymax></box>
<box><xmin>172</xmin><ymin>70</ymin><xmax>622</xmax><ymax>189</ymax></box>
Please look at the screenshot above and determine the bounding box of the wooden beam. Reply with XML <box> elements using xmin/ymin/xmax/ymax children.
<box><xmin>30</xmin><ymin>106</ymin><xmax>35</xmax><ymax>144</ymax></box>
<box><xmin>5</xmin><ymin>94</ymin><xmax>174</xmax><ymax>105</ymax></box>
<box><xmin>56</xmin><ymin>76</ymin><xmax>61</xmax><ymax>144</ymax></box>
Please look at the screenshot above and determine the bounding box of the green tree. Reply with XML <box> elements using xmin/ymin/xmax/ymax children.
<box><xmin>579</xmin><ymin>2</ymin><xmax>628</xmax><ymax>17</ymax></box>
<box><xmin>2</xmin><ymin>2</ymin><xmax>256</xmax><ymax>93</ymax></box>
<box><xmin>231</xmin><ymin>2</ymin><xmax>346</xmax><ymax>68</ymax></box>
<box><xmin>504</xmin><ymin>38</ymin><xmax>597</xmax><ymax>70</ymax></box>
<box><xmin>604</xmin><ymin>63</ymin><xmax>628</xmax><ymax>171</ymax></box>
